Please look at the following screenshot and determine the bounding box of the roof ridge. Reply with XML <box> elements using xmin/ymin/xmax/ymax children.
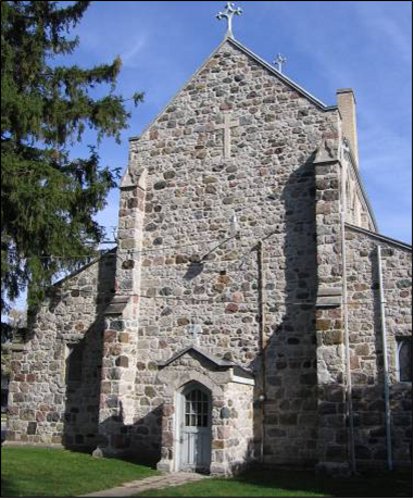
<box><xmin>129</xmin><ymin>36</ymin><xmax>337</xmax><ymax>143</ymax></box>
<box><xmin>227</xmin><ymin>37</ymin><xmax>337</xmax><ymax>111</ymax></box>
<box><xmin>129</xmin><ymin>38</ymin><xmax>231</xmax><ymax>142</ymax></box>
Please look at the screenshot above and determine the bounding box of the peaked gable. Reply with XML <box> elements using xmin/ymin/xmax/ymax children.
<box><xmin>158</xmin><ymin>345</ymin><xmax>235</xmax><ymax>369</ymax></box>
<box><xmin>132</xmin><ymin>37</ymin><xmax>337</xmax><ymax>145</ymax></box>
<box><xmin>158</xmin><ymin>345</ymin><xmax>253</xmax><ymax>379</ymax></box>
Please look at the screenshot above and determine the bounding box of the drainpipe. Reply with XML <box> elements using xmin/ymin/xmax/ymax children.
<box><xmin>340</xmin><ymin>160</ymin><xmax>356</xmax><ymax>474</ymax></box>
<box><xmin>377</xmin><ymin>245</ymin><xmax>393</xmax><ymax>470</ymax></box>
<box><xmin>257</xmin><ymin>241</ymin><xmax>266</xmax><ymax>463</ymax></box>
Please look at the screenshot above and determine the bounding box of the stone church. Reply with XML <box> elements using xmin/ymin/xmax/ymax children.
<box><xmin>7</xmin><ymin>4</ymin><xmax>412</xmax><ymax>476</ymax></box>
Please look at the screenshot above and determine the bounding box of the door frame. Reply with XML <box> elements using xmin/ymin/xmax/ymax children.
<box><xmin>175</xmin><ymin>381</ymin><xmax>212</xmax><ymax>473</ymax></box>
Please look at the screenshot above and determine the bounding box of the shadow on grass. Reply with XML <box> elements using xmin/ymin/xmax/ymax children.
<box><xmin>65</xmin><ymin>446</ymin><xmax>161</xmax><ymax>470</ymax></box>
<box><xmin>1</xmin><ymin>476</ymin><xmax>20</xmax><ymax>498</ymax></box>
<box><xmin>232</xmin><ymin>469</ymin><xmax>413</xmax><ymax>498</ymax></box>
<box><xmin>134</xmin><ymin>468</ymin><xmax>413</xmax><ymax>498</ymax></box>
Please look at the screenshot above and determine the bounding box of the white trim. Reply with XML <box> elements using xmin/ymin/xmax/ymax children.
<box><xmin>230</xmin><ymin>374</ymin><xmax>255</xmax><ymax>386</ymax></box>
<box><xmin>174</xmin><ymin>390</ymin><xmax>181</xmax><ymax>472</ymax></box>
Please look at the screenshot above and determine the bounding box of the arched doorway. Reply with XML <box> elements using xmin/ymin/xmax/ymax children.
<box><xmin>177</xmin><ymin>382</ymin><xmax>212</xmax><ymax>473</ymax></box>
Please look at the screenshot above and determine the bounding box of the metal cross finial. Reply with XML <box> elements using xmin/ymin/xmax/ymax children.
<box><xmin>274</xmin><ymin>53</ymin><xmax>287</xmax><ymax>73</ymax></box>
<box><xmin>216</xmin><ymin>2</ymin><xmax>243</xmax><ymax>39</ymax></box>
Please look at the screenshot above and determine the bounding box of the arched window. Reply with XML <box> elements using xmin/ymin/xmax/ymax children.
<box><xmin>397</xmin><ymin>338</ymin><xmax>412</xmax><ymax>383</ymax></box>
<box><xmin>184</xmin><ymin>387</ymin><xmax>209</xmax><ymax>427</ymax></box>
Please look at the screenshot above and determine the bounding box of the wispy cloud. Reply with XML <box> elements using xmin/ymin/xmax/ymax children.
<box><xmin>68</xmin><ymin>1</ymin><xmax>411</xmax><ymax>243</ymax></box>
<box><xmin>120</xmin><ymin>35</ymin><xmax>148</xmax><ymax>68</ymax></box>
<box><xmin>354</xmin><ymin>2</ymin><xmax>412</xmax><ymax>64</ymax></box>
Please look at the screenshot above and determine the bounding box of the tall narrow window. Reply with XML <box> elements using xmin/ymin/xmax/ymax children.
<box><xmin>397</xmin><ymin>338</ymin><xmax>412</xmax><ymax>382</ymax></box>
<box><xmin>65</xmin><ymin>342</ymin><xmax>84</xmax><ymax>390</ymax></box>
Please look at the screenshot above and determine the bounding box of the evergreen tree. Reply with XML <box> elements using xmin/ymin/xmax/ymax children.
<box><xmin>1</xmin><ymin>1</ymin><xmax>143</xmax><ymax>313</ymax></box>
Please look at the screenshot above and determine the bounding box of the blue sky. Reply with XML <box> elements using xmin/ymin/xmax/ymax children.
<box><xmin>64</xmin><ymin>1</ymin><xmax>412</xmax><ymax>245</ymax></box>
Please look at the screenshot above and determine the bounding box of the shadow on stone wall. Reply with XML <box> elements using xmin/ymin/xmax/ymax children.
<box><xmin>96</xmin><ymin>403</ymin><xmax>253</xmax><ymax>472</ymax></box>
<box><xmin>184</xmin><ymin>262</ymin><xmax>204</xmax><ymax>281</ymax></box>
<box><xmin>227</xmin><ymin>437</ymin><xmax>257</xmax><ymax>476</ymax></box>
<box><xmin>250</xmin><ymin>153</ymin><xmax>319</xmax><ymax>465</ymax></box>
<box><xmin>346</xmin><ymin>248</ymin><xmax>413</xmax><ymax>467</ymax></box>
<box><xmin>95</xmin><ymin>403</ymin><xmax>163</xmax><ymax>466</ymax></box>
<box><xmin>348</xmin><ymin>247</ymin><xmax>390</xmax><ymax>462</ymax></box>
<box><xmin>62</xmin><ymin>252</ymin><xmax>116</xmax><ymax>453</ymax></box>
<box><xmin>130</xmin><ymin>404</ymin><xmax>163</xmax><ymax>466</ymax></box>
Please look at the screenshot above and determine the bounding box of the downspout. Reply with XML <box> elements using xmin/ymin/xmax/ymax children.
<box><xmin>377</xmin><ymin>245</ymin><xmax>393</xmax><ymax>470</ymax></box>
<box><xmin>340</xmin><ymin>159</ymin><xmax>356</xmax><ymax>474</ymax></box>
<box><xmin>257</xmin><ymin>241</ymin><xmax>266</xmax><ymax>464</ymax></box>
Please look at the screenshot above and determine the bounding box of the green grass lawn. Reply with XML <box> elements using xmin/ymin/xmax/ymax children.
<box><xmin>1</xmin><ymin>446</ymin><xmax>158</xmax><ymax>497</ymax></box>
<box><xmin>1</xmin><ymin>447</ymin><xmax>412</xmax><ymax>499</ymax></box>
<box><xmin>135</xmin><ymin>468</ymin><xmax>413</xmax><ymax>498</ymax></box>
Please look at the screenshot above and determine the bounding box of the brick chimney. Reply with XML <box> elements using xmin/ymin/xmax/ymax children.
<box><xmin>337</xmin><ymin>89</ymin><xmax>359</xmax><ymax>167</ymax></box>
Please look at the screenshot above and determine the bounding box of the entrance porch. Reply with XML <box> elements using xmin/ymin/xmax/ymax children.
<box><xmin>156</xmin><ymin>346</ymin><xmax>255</xmax><ymax>476</ymax></box>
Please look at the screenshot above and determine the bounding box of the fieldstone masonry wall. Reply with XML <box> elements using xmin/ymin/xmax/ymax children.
<box><xmin>313</xmin><ymin>141</ymin><xmax>349</xmax><ymax>471</ymax></box>
<box><xmin>95</xmin><ymin>170</ymin><xmax>146</xmax><ymax>456</ymax></box>
<box><xmin>7</xmin><ymin>252</ymin><xmax>116</xmax><ymax>450</ymax></box>
<box><xmin>217</xmin><ymin>381</ymin><xmax>254</xmax><ymax>475</ymax></box>
<box><xmin>345</xmin><ymin>227</ymin><xmax>412</xmax><ymax>468</ymax></box>
<box><xmin>6</xmin><ymin>37</ymin><xmax>412</xmax><ymax>475</ymax></box>
<box><xmin>125</xmin><ymin>38</ymin><xmax>339</xmax><ymax>467</ymax></box>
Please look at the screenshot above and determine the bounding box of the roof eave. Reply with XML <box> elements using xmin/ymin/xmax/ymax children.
<box><xmin>228</xmin><ymin>37</ymin><xmax>337</xmax><ymax>112</ymax></box>
<box><xmin>345</xmin><ymin>223</ymin><xmax>412</xmax><ymax>251</ymax></box>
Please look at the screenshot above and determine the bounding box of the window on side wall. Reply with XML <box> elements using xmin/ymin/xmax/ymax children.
<box><xmin>65</xmin><ymin>342</ymin><xmax>84</xmax><ymax>390</ymax></box>
<box><xmin>396</xmin><ymin>337</ymin><xmax>413</xmax><ymax>383</ymax></box>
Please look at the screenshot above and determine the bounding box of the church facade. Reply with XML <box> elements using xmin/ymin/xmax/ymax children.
<box><xmin>7</xmin><ymin>26</ymin><xmax>412</xmax><ymax>475</ymax></box>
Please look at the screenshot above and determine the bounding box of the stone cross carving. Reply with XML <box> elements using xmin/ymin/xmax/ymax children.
<box><xmin>188</xmin><ymin>323</ymin><xmax>202</xmax><ymax>345</ymax></box>
<box><xmin>274</xmin><ymin>53</ymin><xmax>287</xmax><ymax>73</ymax></box>
<box><xmin>215</xmin><ymin>113</ymin><xmax>238</xmax><ymax>159</ymax></box>
<box><xmin>216</xmin><ymin>2</ymin><xmax>242</xmax><ymax>39</ymax></box>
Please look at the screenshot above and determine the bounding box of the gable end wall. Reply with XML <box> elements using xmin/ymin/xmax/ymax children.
<box><xmin>123</xmin><ymin>40</ymin><xmax>339</xmax><ymax>466</ymax></box>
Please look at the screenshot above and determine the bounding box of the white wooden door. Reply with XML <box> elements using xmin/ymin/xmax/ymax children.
<box><xmin>179</xmin><ymin>385</ymin><xmax>212</xmax><ymax>473</ymax></box>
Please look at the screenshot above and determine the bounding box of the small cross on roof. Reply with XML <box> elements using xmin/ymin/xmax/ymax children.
<box><xmin>274</xmin><ymin>53</ymin><xmax>287</xmax><ymax>73</ymax></box>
